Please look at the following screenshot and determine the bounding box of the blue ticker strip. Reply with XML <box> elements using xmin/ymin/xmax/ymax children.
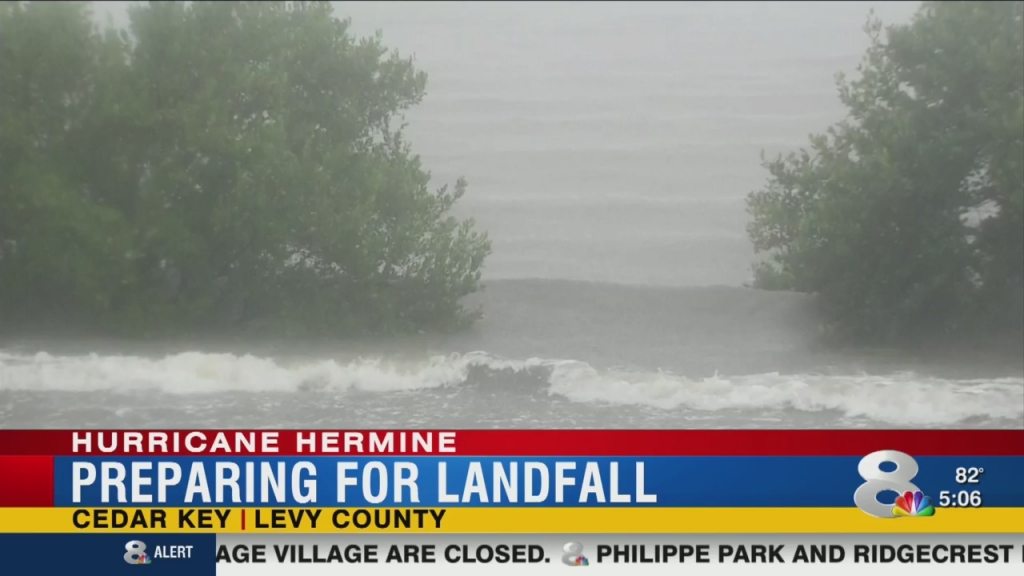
<box><xmin>0</xmin><ymin>534</ymin><xmax>216</xmax><ymax>576</ymax></box>
<box><xmin>53</xmin><ymin>456</ymin><xmax>1024</xmax><ymax>508</ymax></box>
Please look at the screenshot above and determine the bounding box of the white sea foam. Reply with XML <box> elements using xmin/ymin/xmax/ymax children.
<box><xmin>1</xmin><ymin>350</ymin><xmax>1021</xmax><ymax>426</ymax></box>
<box><xmin>544</xmin><ymin>363</ymin><xmax>1024</xmax><ymax>426</ymax></box>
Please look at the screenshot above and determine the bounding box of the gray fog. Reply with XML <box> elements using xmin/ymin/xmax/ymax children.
<box><xmin>92</xmin><ymin>1</ymin><xmax>923</xmax><ymax>286</ymax></box>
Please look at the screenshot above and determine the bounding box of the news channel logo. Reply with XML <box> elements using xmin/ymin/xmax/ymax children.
<box><xmin>562</xmin><ymin>542</ymin><xmax>590</xmax><ymax>566</ymax></box>
<box><xmin>854</xmin><ymin>450</ymin><xmax>935</xmax><ymax>518</ymax></box>
<box><xmin>124</xmin><ymin>540</ymin><xmax>153</xmax><ymax>565</ymax></box>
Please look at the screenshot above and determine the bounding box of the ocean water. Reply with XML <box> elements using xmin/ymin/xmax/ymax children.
<box><xmin>1</xmin><ymin>2</ymin><xmax>1021</xmax><ymax>430</ymax></box>
<box><xmin>2</xmin><ymin>280</ymin><xmax>1022</xmax><ymax>429</ymax></box>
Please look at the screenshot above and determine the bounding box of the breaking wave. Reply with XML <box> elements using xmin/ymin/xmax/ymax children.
<box><xmin>2</xmin><ymin>350</ymin><xmax>1021</xmax><ymax>427</ymax></box>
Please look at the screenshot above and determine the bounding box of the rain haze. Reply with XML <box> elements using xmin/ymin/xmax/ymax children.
<box><xmin>1</xmin><ymin>1</ymin><xmax>1022</xmax><ymax>429</ymax></box>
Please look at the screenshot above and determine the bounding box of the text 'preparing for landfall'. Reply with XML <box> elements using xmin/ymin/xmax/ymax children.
<box><xmin>70</xmin><ymin>459</ymin><xmax>657</xmax><ymax>505</ymax></box>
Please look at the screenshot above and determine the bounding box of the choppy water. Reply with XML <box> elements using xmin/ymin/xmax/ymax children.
<box><xmin>2</xmin><ymin>2</ymin><xmax>1021</xmax><ymax>430</ymax></box>
<box><xmin>2</xmin><ymin>281</ymin><xmax>1022</xmax><ymax>429</ymax></box>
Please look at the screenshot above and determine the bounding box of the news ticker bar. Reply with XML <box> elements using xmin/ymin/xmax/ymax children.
<box><xmin>2</xmin><ymin>430</ymin><xmax>1022</xmax><ymax>534</ymax></box>
<box><xmin>1</xmin><ymin>507</ymin><xmax>1023</xmax><ymax>533</ymax></box>
<box><xmin>1</xmin><ymin>533</ymin><xmax>1022</xmax><ymax>576</ymax></box>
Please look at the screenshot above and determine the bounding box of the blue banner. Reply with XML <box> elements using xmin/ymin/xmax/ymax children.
<box><xmin>0</xmin><ymin>534</ymin><xmax>215</xmax><ymax>575</ymax></box>
<box><xmin>55</xmin><ymin>456</ymin><xmax>1024</xmax><ymax>508</ymax></box>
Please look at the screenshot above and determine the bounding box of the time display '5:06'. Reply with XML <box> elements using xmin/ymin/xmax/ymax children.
<box><xmin>938</xmin><ymin>490</ymin><xmax>983</xmax><ymax>507</ymax></box>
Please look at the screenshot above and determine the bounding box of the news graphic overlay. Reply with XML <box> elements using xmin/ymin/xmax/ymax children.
<box><xmin>124</xmin><ymin>539</ymin><xmax>153</xmax><ymax>564</ymax></box>
<box><xmin>853</xmin><ymin>449</ymin><xmax>1005</xmax><ymax>521</ymax></box>
<box><xmin>0</xmin><ymin>429</ymin><xmax>1022</xmax><ymax>543</ymax></box>
<box><xmin>0</xmin><ymin>533</ymin><xmax>215</xmax><ymax>576</ymax></box>
<box><xmin>854</xmin><ymin>450</ymin><xmax>936</xmax><ymax>518</ymax></box>
<box><xmin>562</xmin><ymin>541</ymin><xmax>590</xmax><ymax>566</ymax></box>
<box><xmin>211</xmin><ymin>534</ymin><xmax>1024</xmax><ymax>573</ymax></box>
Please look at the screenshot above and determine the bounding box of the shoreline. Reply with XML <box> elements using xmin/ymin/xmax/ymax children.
<box><xmin>2</xmin><ymin>280</ymin><xmax>1020</xmax><ymax>380</ymax></box>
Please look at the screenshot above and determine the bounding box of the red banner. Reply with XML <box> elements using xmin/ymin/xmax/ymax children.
<box><xmin>0</xmin><ymin>429</ymin><xmax>1021</xmax><ymax>456</ymax></box>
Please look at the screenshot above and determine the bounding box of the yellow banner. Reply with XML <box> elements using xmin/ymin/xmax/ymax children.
<box><xmin>1</xmin><ymin>507</ymin><xmax>1022</xmax><ymax>534</ymax></box>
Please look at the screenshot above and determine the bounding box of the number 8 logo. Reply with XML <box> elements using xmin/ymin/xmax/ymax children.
<box><xmin>562</xmin><ymin>542</ymin><xmax>585</xmax><ymax>566</ymax></box>
<box><xmin>853</xmin><ymin>450</ymin><xmax>921</xmax><ymax>518</ymax></box>
<box><xmin>124</xmin><ymin>540</ymin><xmax>147</xmax><ymax>564</ymax></box>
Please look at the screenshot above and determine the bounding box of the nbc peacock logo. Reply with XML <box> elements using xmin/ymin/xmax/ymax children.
<box><xmin>893</xmin><ymin>490</ymin><xmax>935</xmax><ymax>517</ymax></box>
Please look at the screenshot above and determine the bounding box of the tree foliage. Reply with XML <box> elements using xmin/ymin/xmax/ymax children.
<box><xmin>746</xmin><ymin>1</ymin><xmax>1023</xmax><ymax>344</ymax></box>
<box><xmin>0</xmin><ymin>1</ymin><xmax>491</xmax><ymax>336</ymax></box>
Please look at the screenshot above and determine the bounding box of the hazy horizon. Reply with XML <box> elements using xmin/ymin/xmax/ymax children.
<box><xmin>90</xmin><ymin>1</ymin><xmax>921</xmax><ymax>287</ymax></box>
